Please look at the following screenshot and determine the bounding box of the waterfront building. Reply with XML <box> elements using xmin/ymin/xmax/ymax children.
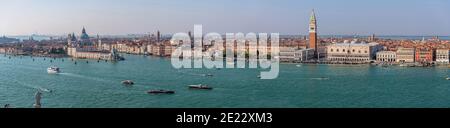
<box><xmin>116</xmin><ymin>43</ymin><xmax>130</xmax><ymax>53</ymax></box>
<box><xmin>114</xmin><ymin>42</ymin><xmax>146</xmax><ymax>54</ymax></box>
<box><xmin>115</xmin><ymin>43</ymin><xmax>127</xmax><ymax>53</ymax></box>
<box><xmin>308</xmin><ymin>9</ymin><xmax>318</xmax><ymax>57</ymax></box>
<box><xmin>248</xmin><ymin>44</ymin><xmax>258</xmax><ymax>58</ymax></box>
<box><xmin>147</xmin><ymin>44</ymin><xmax>153</xmax><ymax>55</ymax></box>
<box><xmin>279</xmin><ymin>47</ymin><xmax>315</xmax><ymax>62</ymax></box>
<box><xmin>436</xmin><ymin>49</ymin><xmax>449</xmax><ymax>64</ymax></box>
<box><xmin>326</xmin><ymin>41</ymin><xmax>382</xmax><ymax>62</ymax></box>
<box><xmin>138</xmin><ymin>45</ymin><xmax>146</xmax><ymax>54</ymax></box>
<box><xmin>150</xmin><ymin>44</ymin><xmax>160</xmax><ymax>56</ymax></box>
<box><xmin>415</xmin><ymin>49</ymin><xmax>434</xmax><ymax>63</ymax></box>
<box><xmin>182</xmin><ymin>49</ymin><xmax>204</xmax><ymax>59</ymax></box>
<box><xmin>67</xmin><ymin>28</ymin><xmax>120</xmax><ymax>60</ymax></box>
<box><xmin>297</xmin><ymin>48</ymin><xmax>316</xmax><ymax>62</ymax></box>
<box><xmin>147</xmin><ymin>41</ymin><xmax>174</xmax><ymax>57</ymax></box>
<box><xmin>128</xmin><ymin>45</ymin><xmax>145</xmax><ymax>54</ymax></box>
<box><xmin>161</xmin><ymin>43</ymin><xmax>174</xmax><ymax>57</ymax></box>
<box><xmin>279</xmin><ymin>47</ymin><xmax>296</xmax><ymax>62</ymax></box>
<box><xmin>98</xmin><ymin>42</ymin><xmax>111</xmax><ymax>51</ymax></box>
<box><xmin>376</xmin><ymin>51</ymin><xmax>396</xmax><ymax>62</ymax></box>
<box><xmin>396</xmin><ymin>47</ymin><xmax>415</xmax><ymax>63</ymax></box>
<box><xmin>0</xmin><ymin>47</ymin><xmax>17</xmax><ymax>54</ymax></box>
<box><xmin>317</xmin><ymin>46</ymin><xmax>327</xmax><ymax>59</ymax></box>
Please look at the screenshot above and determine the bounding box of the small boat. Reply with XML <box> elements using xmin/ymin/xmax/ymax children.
<box><xmin>47</xmin><ymin>66</ymin><xmax>60</xmax><ymax>74</ymax></box>
<box><xmin>257</xmin><ymin>75</ymin><xmax>261</xmax><ymax>78</ymax></box>
<box><xmin>188</xmin><ymin>84</ymin><xmax>213</xmax><ymax>90</ymax></box>
<box><xmin>147</xmin><ymin>90</ymin><xmax>175</xmax><ymax>94</ymax></box>
<box><xmin>446</xmin><ymin>77</ymin><xmax>450</xmax><ymax>80</ymax></box>
<box><xmin>203</xmin><ymin>74</ymin><xmax>214</xmax><ymax>77</ymax></box>
<box><xmin>121</xmin><ymin>80</ymin><xmax>134</xmax><ymax>85</ymax></box>
<box><xmin>311</xmin><ymin>77</ymin><xmax>329</xmax><ymax>80</ymax></box>
<box><xmin>39</xmin><ymin>87</ymin><xmax>52</xmax><ymax>93</ymax></box>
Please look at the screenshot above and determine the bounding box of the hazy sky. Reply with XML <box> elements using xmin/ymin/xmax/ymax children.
<box><xmin>1</xmin><ymin>0</ymin><xmax>450</xmax><ymax>36</ymax></box>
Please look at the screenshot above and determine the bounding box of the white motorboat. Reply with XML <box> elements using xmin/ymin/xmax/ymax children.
<box><xmin>311</xmin><ymin>77</ymin><xmax>330</xmax><ymax>80</ymax></box>
<box><xmin>47</xmin><ymin>66</ymin><xmax>60</xmax><ymax>74</ymax></box>
<box><xmin>203</xmin><ymin>74</ymin><xmax>214</xmax><ymax>77</ymax></box>
<box><xmin>188</xmin><ymin>84</ymin><xmax>213</xmax><ymax>90</ymax></box>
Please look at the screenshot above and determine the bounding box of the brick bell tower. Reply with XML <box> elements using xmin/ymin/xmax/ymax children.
<box><xmin>309</xmin><ymin>9</ymin><xmax>318</xmax><ymax>56</ymax></box>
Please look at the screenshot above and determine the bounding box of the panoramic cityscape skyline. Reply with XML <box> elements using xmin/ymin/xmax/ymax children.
<box><xmin>1</xmin><ymin>0</ymin><xmax>450</xmax><ymax>36</ymax></box>
<box><xmin>1</xmin><ymin>1</ymin><xmax>450</xmax><ymax>126</ymax></box>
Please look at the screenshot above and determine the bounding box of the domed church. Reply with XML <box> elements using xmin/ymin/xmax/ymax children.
<box><xmin>80</xmin><ymin>27</ymin><xmax>92</xmax><ymax>46</ymax></box>
<box><xmin>67</xmin><ymin>27</ymin><xmax>120</xmax><ymax>61</ymax></box>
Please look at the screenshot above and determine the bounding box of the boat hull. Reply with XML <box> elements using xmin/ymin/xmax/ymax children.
<box><xmin>47</xmin><ymin>70</ymin><xmax>60</xmax><ymax>74</ymax></box>
<box><xmin>121</xmin><ymin>80</ymin><xmax>134</xmax><ymax>85</ymax></box>
<box><xmin>188</xmin><ymin>85</ymin><xmax>213</xmax><ymax>90</ymax></box>
<box><xmin>147</xmin><ymin>90</ymin><xmax>175</xmax><ymax>94</ymax></box>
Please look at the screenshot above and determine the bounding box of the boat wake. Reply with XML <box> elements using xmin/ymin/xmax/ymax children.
<box><xmin>13</xmin><ymin>80</ymin><xmax>52</xmax><ymax>92</ymax></box>
<box><xmin>38</xmin><ymin>87</ymin><xmax>52</xmax><ymax>92</ymax></box>
<box><xmin>176</xmin><ymin>70</ymin><xmax>212</xmax><ymax>77</ymax></box>
<box><xmin>59</xmin><ymin>73</ymin><xmax>113</xmax><ymax>83</ymax></box>
<box><xmin>310</xmin><ymin>77</ymin><xmax>330</xmax><ymax>80</ymax></box>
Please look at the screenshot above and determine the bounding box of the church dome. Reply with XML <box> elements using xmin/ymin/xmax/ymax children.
<box><xmin>80</xmin><ymin>27</ymin><xmax>89</xmax><ymax>40</ymax></box>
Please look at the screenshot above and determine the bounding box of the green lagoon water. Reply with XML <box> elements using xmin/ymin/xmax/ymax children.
<box><xmin>0</xmin><ymin>54</ymin><xmax>449</xmax><ymax>108</ymax></box>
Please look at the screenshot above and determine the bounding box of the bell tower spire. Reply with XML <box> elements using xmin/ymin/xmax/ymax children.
<box><xmin>308</xmin><ymin>9</ymin><xmax>318</xmax><ymax>57</ymax></box>
<box><xmin>309</xmin><ymin>9</ymin><xmax>317</xmax><ymax>32</ymax></box>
